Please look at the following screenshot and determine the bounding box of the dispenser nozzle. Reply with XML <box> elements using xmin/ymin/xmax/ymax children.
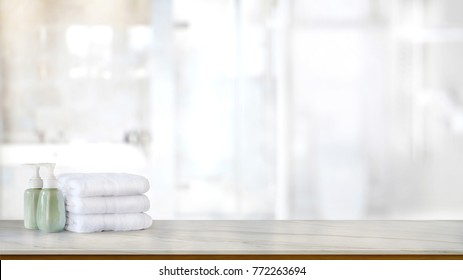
<box><xmin>41</xmin><ymin>163</ymin><xmax>57</xmax><ymax>189</ymax></box>
<box><xmin>23</xmin><ymin>163</ymin><xmax>43</xmax><ymax>188</ymax></box>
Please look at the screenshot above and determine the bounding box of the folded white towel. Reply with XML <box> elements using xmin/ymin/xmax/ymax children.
<box><xmin>65</xmin><ymin>195</ymin><xmax>150</xmax><ymax>214</ymax></box>
<box><xmin>58</xmin><ymin>173</ymin><xmax>150</xmax><ymax>197</ymax></box>
<box><xmin>65</xmin><ymin>213</ymin><xmax>152</xmax><ymax>233</ymax></box>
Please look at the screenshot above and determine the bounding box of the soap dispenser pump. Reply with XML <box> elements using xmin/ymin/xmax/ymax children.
<box><xmin>36</xmin><ymin>163</ymin><xmax>66</xmax><ymax>233</ymax></box>
<box><xmin>23</xmin><ymin>163</ymin><xmax>44</xmax><ymax>229</ymax></box>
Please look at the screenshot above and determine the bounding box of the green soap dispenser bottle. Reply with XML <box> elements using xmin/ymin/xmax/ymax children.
<box><xmin>23</xmin><ymin>164</ymin><xmax>44</xmax><ymax>229</ymax></box>
<box><xmin>36</xmin><ymin>163</ymin><xmax>66</xmax><ymax>233</ymax></box>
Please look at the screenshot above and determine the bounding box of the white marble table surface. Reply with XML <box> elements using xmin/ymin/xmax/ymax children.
<box><xmin>1</xmin><ymin>220</ymin><xmax>463</xmax><ymax>255</ymax></box>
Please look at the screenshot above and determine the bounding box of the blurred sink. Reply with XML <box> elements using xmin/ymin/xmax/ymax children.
<box><xmin>0</xmin><ymin>143</ymin><xmax>147</xmax><ymax>169</ymax></box>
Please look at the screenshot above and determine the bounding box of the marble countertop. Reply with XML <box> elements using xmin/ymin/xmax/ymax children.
<box><xmin>1</xmin><ymin>220</ymin><xmax>463</xmax><ymax>255</ymax></box>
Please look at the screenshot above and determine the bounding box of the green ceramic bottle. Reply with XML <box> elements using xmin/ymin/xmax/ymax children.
<box><xmin>36</xmin><ymin>163</ymin><xmax>65</xmax><ymax>233</ymax></box>
<box><xmin>23</xmin><ymin>164</ymin><xmax>43</xmax><ymax>229</ymax></box>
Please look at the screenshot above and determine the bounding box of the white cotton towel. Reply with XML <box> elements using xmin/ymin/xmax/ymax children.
<box><xmin>65</xmin><ymin>213</ymin><xmax>153</xmax><ymax>233</ymax></box>
<box><xmin>65</xmin><ymin>195</ymin><xmax>150</xmax><ymax>214</ymax></box>
<box><xmin>58</xmin><ymin>173</ymin><xmax>150</xmax><ymax>197</ymax></box>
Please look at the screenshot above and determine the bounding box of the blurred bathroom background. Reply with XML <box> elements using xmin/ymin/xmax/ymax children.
<box><xmin>1</xmin><ymin>0</ymin><xmax>463</xmax><ymax>220</ymax></box>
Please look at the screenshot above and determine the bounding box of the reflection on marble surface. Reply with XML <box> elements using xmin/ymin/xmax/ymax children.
<box><xmin>1</xmin><ymin>220</ymin><xmax>463</xmax><ymax>255</ymax></box>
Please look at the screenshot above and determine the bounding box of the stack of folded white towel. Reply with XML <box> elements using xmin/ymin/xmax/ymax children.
<box><xmin>57</xmin><ymin>173</ymin><xmax>152</xmax><ymax>233</ymax></box>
